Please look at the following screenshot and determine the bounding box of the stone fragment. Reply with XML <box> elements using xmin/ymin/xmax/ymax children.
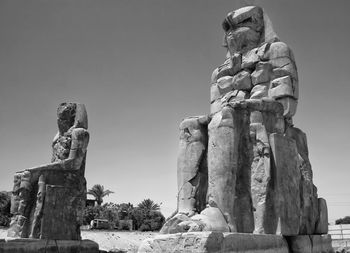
<box><xmin>315</xmin><ymin>198</ymin><xmax>328</xmax><ymax>234</ymax></box>
<box><xmin>256</xmin><ymin>43</ymin><xmax>269</xmax><ymax>59</ymax></box>
<box><xmin>272</xmin><ymin>63</ymin><xmax>298</xmax><ymax>82</ymax></box>
<box><xmin>286</xmin><ymin>235</ymin><xmax>312</xmax><ymax>253</ymax></box>
<box><xmin>185</xmin><ymin>207</ymin><xmax>231</xmax><ymax>232</ymax></box>
<box><xmin>251</xmin><ymin>62</ymin><xmax>273</xmax><ymax>85</ymax></box>
<box><xmin>269</xmin><ymin>57</ymin><xmax>294</xmax><ymax>70</ymax></box>
<box><xmin>298</xmin><ymin>178</ymin><xmax>318</xmax><ymax>235</ymax></box>
<box><xmin>262</xmin><ymin>42</ymin><xmax>292</xmax><ymax>60</ymax></box>
<box><xmin>138</xmin><ymin>232</ymin><xmax>289</xmax><ymax>253</ymax></box>
<box><xmin>286</xmin><ymin>235</ymin><xmax>334</xmax><ymax>253</ymax></box>
<box><xmin>210</xmin><ymin>83</ymin><xmax>221</xmax><ymax>103</ymax></box>
<box><xmin>232</xmin><ymin>70</ymin><xmax>252</xmax><ymax>91</ymax></box>
<box><xmin>215</xmin><ymin>53</ymin><xmax>242</xmax><ymax>81</ymax></box>
<box><xmin>310</xmin><ymin>234</ymin><xmax>334</xmax><ymax>253</ymax></box>
<box><xmin>160</xmin><ymin>213</ymin><xmax>192</xmax><ymax>234</ymax></box>
<box><xmin>242</xmin><ymin>48</ymin><xmax>260</xmax><ymax>70</ymax></box>
<box><xmin>217</xmin><ymin>76</ymin><xmax>235</xmax><ymax>93</ymax></box>
<box><xmin>222</xmin><ymin>90</ymin><xmax>248</xmax><ymax>106</ymax></box>
<box><xmin>270</xmin><ymin>134</ymin><xmax>300</xmax><ymax>236</ymax></box>
<box><xmin>250</xmin><ymin>83</ymin><xmax>268</xmax><ymax>99</ymax></box>
<box><xmin>269</xmin><ymin>76</ymin><xmax>294</xmax><ymax>99</ymax></box>
<box><xmin>210</xmin><ymin>99</ymin><xmax>222</xmax><ymax>114</ymax></box>
<box><xmin>276</xmin><ymin>96</ymin><xmax>298</xmax><ymax>117</ymax></box>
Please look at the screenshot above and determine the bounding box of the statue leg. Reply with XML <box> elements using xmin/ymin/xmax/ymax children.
<box><xmin>30</xmin><ymin>175</ymin><xmax>46</xmax><ymax>238</ymax></box>
<box><xmin>7</xmin><ymin>171</ymin><xmax>32</xmax><ymax>238</ymax></box>
<box><xmin>250</xmin><ymin>122</ymin><xmax>275</xmax><ymax>234</ymax></box>
<box><xmin>160</xmin><ymin>116</ymin><xmax>209</xmax><ymax>234</ymax></box>
<box><xmin>177</xmin><ymin>116</ymin><xmax>208</xmax><ymax>215</ymax></box>
<box><xmin>175</xmin><ymin>106</ymin><xmax>250</xmax><ymax>232</ymax></box>
<box><xmin>205</xmin><ymin>106</ymin><xmax>250</xmax><ymax>232</ymax></box>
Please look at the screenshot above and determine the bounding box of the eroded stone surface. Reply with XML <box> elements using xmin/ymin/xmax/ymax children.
<box><xmin>138</xmin><ymin>232</ymin><xmax>289</xmax><ymax>253</ymax></box>
<box><xmin>270</xmin><ymin>134</ymin><xmax>301</xmax><ymax>236</ymax></box>
<box><xmin>315</xmin><ymin>198</ymin><xmax>328</xmax><ymax>235</ymax></box>
<box><xmin>286</xmin><ymin>235</ymin><xmax>334</xmax><ymax>253</ymax></box>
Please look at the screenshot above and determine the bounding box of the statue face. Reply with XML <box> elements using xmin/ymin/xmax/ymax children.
<box><xmin>57</xmin><ymin>103</ymin><xmax>76</xmax><ymax>134</ymax></box>
<box><xmin>222</xmin><ymin>6</ymin><xmax>264</xmax><ymax>53</ymax></box>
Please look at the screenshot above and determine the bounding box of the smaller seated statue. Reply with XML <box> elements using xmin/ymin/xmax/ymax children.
<box><xmin>7</xmin><ymin>103</ymin><xmax>89</xmax><ymax>240</ymax></box>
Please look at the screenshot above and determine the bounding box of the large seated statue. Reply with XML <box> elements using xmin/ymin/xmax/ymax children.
<box><xmin>161</xmin><ymin>6</ymin><xmax>328</xmax><ymax>236</ymax></box>
<box><xmin>7</xmin><ymin>102</ymin><xmax>89</xmax><ymax>240</ymax></box>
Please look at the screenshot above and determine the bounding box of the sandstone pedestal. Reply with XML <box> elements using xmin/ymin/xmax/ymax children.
<box><xmin>138</xmin><ymin>232</ymin><xmax>334</xmax><ymax>253</ymax></box>
<box><xmin>0</xmin><ymin>238</ymin><xmax>99</xmax><ymax>253</ymax></box>
<box><xmin>138</xmin><ymin>232</ymin><xmax>289</xmax><ymax>253</ymax></box>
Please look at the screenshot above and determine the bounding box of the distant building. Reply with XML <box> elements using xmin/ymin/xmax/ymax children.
<box><xmin>86</xmin><ymin>199</ymin><xmax>96</xmax><ymax>207</ymax></box>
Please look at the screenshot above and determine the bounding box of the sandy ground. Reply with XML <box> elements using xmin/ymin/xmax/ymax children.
<box><xmin>0</xmin><ymin>228</ymin><xmax>157</xmax><ymax>253</ymax></box>
<box><xmin>81</xmin><ymin>230</ymin><xmax>157</xmax><ymax>252</ymax></box>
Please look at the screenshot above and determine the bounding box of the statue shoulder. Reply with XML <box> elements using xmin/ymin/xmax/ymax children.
<box><xmin>262</xmin><ymin>41</ymin><xmax>295</xmax><ymax>61</ymax></box>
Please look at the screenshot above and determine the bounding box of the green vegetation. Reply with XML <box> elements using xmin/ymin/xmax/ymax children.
<box><xmin>0</xmin><ymin>191</ymin><xmax>11</xmax><ymax>227</ymax></box>
<box><xmin>335</xmin><ymin>216</ymin><xmax>350</xmax><ymax>225</ymax></box>
<box><xmin>83</xmin><ymin>199</ymin><xmax>165</xmax><ymax>231</ymax></box>
<box><xmin>87</xmin><ymin>184</ymin><xmax>114</xmax><ymax>206</ymax></box>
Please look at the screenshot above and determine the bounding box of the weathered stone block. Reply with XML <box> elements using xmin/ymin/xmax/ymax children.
<box><xmin>242</xmin><ymin>49</ymin><xmax>260</xmax><ymax>70</ymax></box>
<box><xmin>286</xmin><ymin>235</ymin><xmax>334</xmax><ymax>253</ymax></box>
<box><xmin>210</xmin><ymin>99</ymin><xmax>221</xmax><ymax>114</ymax></box>
<box><xmin>41</xmin><ymin>186</ymin><xmax>82</xmax><ymax>240</ymax></box>
<box><xmin>232</xmin><ymin>70</ymin><xmax>252</xmax><ymax>91</ymax></box>
<box><xmin>270</xmin><ymin>134</ymin><xmax>300</xmax><ymax>236</ymax></box>
<box><xmin>310</xmin><ymin>234</ymin><xmax>334</xmax><ymax>253</ymax></box>
<box><xmin>286</xmin><ymin>235</ymin><xmax>312</xmax><ymax>253</ymax></box>
<box><xmin>269</xmin><ymin>57</ymin><xmax>294</xmax><ymax>69</ymax></box>
<box><xmin>210</xmin><ymin>83</ymin><xmax>221</xmax><ymax>103</ymax></box>
<box><xmin>251</xmin><ymin>62</ymin><xmax>273</xmax><ymax>85</ymax></box>
<box><xmin>138</xmin><ymin>232</ymin><xmax>289</xmax><ymax>253</ymax></box>
<box><xmin>217</xmin><ymin>76</ymin><xmax>235</xmax><ymax>94</ymax></box>
<box><xmin>315</xmin><ymin>198</ymin><xmax>328</xmax><ymax>234</ymax></box>
<box><xmin>269</xmin><ymin>76</ymin><xmax>294</xmax><ymax>99</ymax></box>
<box><xmin>250</xmin><ymin>83</ymin><xmax>268</xmax><ymax>99</ymax></box>
<box><xmin>0</xmin><ymin>239</ymin><xmax>99</xmax><ymax>253</ymax></box>
<box><xmin>262</xmin><ymin>42</ymin><xmax>293</xmax><ymax>61</ymax></box>
<box><xmin>276</xmin><ymin>96</ymin><xmax>298</xmax><ymax>117</ymax></box>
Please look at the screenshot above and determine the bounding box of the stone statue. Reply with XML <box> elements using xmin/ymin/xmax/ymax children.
<box><xmin>161</xmin><ymin>6</ymin><xmax>327</xmax><ymax>236</ymax></box>
<box><xmin>7</xmin><ymin>102</ymin><xmax>89</xmax><ymax>240</ymax></box>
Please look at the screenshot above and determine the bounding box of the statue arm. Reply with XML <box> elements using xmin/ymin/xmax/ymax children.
<box><xmin>16</xmin><ymin>158</ymin><xmax>75</xmax><ymax>174</ymax></box>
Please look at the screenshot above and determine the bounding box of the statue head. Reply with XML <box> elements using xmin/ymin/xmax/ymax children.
<box><xmin>57</xmin><ymin>103</ymin><xmax>76</xmax><ymax>135</ymax></box>
<box><xmin>222</xmin><ymin>6</ymin><xmax>278</xmax><ymax>54</ymax></box>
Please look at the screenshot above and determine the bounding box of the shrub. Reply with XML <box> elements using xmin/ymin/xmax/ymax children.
<box><xmin>336</xmin><ymin>216</ymin><xmax>350</xmax><ymax>225</ymax></box>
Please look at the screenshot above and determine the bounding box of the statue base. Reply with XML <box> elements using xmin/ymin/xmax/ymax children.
<box><xmin>0</xmin><ymin>238</ymin><xmax>99</xmax><ymax>253</ymax></box>
<box><xmin>137</xmin><ymin>232</ymin><xmax>334</xmax><ymax>253</ymax></box>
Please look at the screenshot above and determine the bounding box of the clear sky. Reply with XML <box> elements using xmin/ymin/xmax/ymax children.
<box><xmin>0</xmin><ymin>0</ymin><xmax>349</xmax><ymax>223</ymax></box>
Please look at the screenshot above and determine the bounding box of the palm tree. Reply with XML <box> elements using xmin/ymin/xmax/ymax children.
<box><xmin>87</xmin><ymin>184</ymin><xmax>114</xmax><ymax>206</ymax></box>
<box><xmin>137</xmin><ymin>198</ymin><xmax>160</xmax><ymax>212</ymax></box>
